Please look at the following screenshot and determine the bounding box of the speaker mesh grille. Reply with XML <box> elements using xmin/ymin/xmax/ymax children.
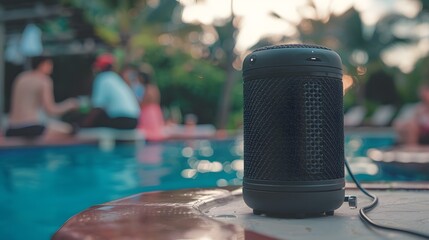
<box><xmin>304</xmin><ymin>81</ymin><xmax>323</xmax><ymax>174</ymax></box>
<box><xmin>243</xmin><ymin>75</ymin><xmax>344</xmax><ymax>181</ymax></box>
<box><xmin>253</xmin><ymin>44</ymin><xmax>331</xmax><ymax>52</ymax></box>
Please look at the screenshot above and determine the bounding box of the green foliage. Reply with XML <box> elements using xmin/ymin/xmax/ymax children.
<box><xmin>64</xmin><ymin>0</ymin><xmax>239</xmax><ymax>126</ymax></box>
<box><xmin>65</xmin><ymin>0</ymin><xmax>429</xmax><ymax>127</ymax></box>
<box><xmin>142</xmin><ymin>44</ymin><xmax>227</xmax><ymax>124</ymax></box>
<box><xmin>228</xmin><ymin>82</ymin><xmax>244</xmax><ymax>128</ymax></box>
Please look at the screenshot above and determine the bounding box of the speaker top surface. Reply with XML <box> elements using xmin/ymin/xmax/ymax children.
<box><xmin>243</xmin><ymin>44</ymin><xmax>342</xmax><ymax>76</ymax></box>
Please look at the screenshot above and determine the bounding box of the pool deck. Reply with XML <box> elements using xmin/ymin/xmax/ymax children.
<box><xmin>0</xmin><ymin>137</ymin><xmax>97</xmax><ymax>149</ymax></box>
<box><xmin>53</xmin><ymin>183</ymin><xmax>429</xmax><ymax>240</ymax></box>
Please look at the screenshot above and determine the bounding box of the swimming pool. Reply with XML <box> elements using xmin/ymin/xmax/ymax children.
<box><xmin>0</xmin><ymin>136</ymin><xmax>423</xmax><ymax>240</ymax></box>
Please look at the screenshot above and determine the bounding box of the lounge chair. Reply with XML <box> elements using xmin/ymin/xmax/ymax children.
<box><xmin>344</xmin><ymin>106</ymin><xmax>366</xmax><ymax>127</ymax></box>
<box><xmin>369</xmin><ymin>105</ymin><xmax>396</xmax><ymax>126</ymax></box>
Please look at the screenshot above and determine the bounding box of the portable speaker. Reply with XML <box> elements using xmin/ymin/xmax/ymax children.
<box><xmin>242</xmin><ymin>44</ymin><xmax>345</xmax><ymax>216</ymax></box>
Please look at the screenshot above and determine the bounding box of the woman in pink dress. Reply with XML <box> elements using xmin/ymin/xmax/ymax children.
<box><xmin>137</xmin><ymin>69</ymin><xmax>166</xmax><ymax>141</ymax></box>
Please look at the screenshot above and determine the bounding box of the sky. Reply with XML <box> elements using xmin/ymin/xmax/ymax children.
<box><xmin>179</xmin><ymin>0</ymin><xmax>427</xmax><ymax>73</ymax></box>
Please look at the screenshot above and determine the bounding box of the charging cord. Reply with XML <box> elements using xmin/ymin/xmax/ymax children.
<box><xmin>344</xmin><ymin>158</ymin><xmax>429</xmax><ymax>239</ymax></box>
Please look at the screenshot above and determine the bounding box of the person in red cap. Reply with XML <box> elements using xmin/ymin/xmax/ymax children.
<box><xmin>79</xmin><ymin>54</ymin><xmax>140</xmax><ymax>129</ymax></box>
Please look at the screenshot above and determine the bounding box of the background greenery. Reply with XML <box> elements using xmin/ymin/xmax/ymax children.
<box><xmin>4</xmin><ymin>0</ymin><xmax>429</xmax><ymax>128</ymax></box>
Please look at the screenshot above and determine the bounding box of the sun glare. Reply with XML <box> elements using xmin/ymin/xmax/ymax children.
<box><xmin>180</xmin><ymin>0</ymin><xmax>424</xmax><ymax>72</ymax></box>
<box><xmin>180</xmin><ymin>0</ymin><xmax>357</xmax><ymax>51</ymax></box>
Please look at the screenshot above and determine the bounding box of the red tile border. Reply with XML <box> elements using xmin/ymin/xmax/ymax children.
<box><xmin>0</xmin><ymin>137</ymin><xmax>96</xmax><ymax>149</ymax></box>
<box><xmin>52</xmin><ymin>188</ymin><xmax>277</xmax><ymax>240</ymax></box>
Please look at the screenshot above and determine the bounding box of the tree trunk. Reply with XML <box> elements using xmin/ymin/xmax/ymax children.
<box><xmin>216</xmin><ymin>56</ymin><xmax>237</xmax><ymax>129</ymax></box>
<box><xmin>0</xmin><ymin>12</ymin><xmax>5</xmax><ymax>130</ymax></box>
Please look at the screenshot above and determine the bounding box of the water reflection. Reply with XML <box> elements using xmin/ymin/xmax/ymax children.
<box><xmin>345</xmin><ymin>135</ymin><xmax>400</xmax><ymax>181</ymax></box>
<box><xmin>0</xmin><ymin>144</ymin><xmax>179</xmax><ymax>240</ymax></box>
<box><xmin>172</xmin><ymin>138</ymin><xmax>245</xmax><ymax>187</ymax></box>
<box><xmin>0</xmin><ymin>135</ymin><xmax>420</xmax><ymax>240</ymax></box>
<box><xmin>137</xmin><ymin>142</ymin><xmax>163</xmax><ymax>164</ymax></box>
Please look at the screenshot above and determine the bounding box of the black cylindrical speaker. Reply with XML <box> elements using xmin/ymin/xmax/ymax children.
<box><xmin>242</xmin><ymin>44</ymin><xmax>344</xmax><ymax>216</ymax></box>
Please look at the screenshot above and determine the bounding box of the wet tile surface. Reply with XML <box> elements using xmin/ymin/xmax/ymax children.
<box><xmin>54</xmin><ymin>186</ymin><xmax>429</xmax><ymax>240</ymax></box>
<box><xmin>53</xmin><ymin>188</ymin><xmax>275</xmax><ymax>240</ymax></box>
<box><xmin>208</xmin><ymin>189</ymin><xmax>429</xmax><ymax>240</ymax></box>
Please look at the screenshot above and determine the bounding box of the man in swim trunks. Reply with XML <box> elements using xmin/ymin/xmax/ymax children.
<box><xmin>395</xmin><ymin>82</ymin><xmax>429</xmax><ymax>145</ymax></box>
<box><xmin>5</xmin><ymin>56</ymin><xmax>78</xmax><ymax>139</ymax></box>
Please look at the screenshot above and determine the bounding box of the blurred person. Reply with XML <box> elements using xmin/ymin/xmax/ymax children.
<box><xmin>137</xmin><ymin>66</ymin><xmax>165</xmax><ymax>140</ymax></box>
<box><xmin>162</xmin><ymin>107</ymin><xmax>183</xmax><ymax>137</ymax></box>
<box><xmin>395</xmin><ymin>82</ymin><xmax>429</xmax><ymax>145</ymax></box>
<box><xmin>164</xmin><ymin>106</ymin><xmax>182</xmax><ymax>127</ymax></box>
<box><xmin>184</xmin><ymin>114</ymin><xmax>198</xmax><ymax>136</ymax></box>
<box><xmin>80</xmin><ymin>54</ymin><xmax>140</xmax><ymax>129</ymax></box>
<box><xmin>121</xmin><ymin>64</ymin><xmax>145</xmax><ymax>105</ymax></box>
<box><xmin>5</xmin><ymin>56</ymin><xmax>78</xmax><ymax>139</ymax></box>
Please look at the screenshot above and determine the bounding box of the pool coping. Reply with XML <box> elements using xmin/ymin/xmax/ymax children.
<box><xmin>52</xmin><ymin>187</ymin><xmax>275</xmax><ymax>240</ymax></box>
<box><xmin>52</xmin><ymin>183</ymin><xmax>429</xmax><ymax>240</ymax></box>
<box><xmin>0</xmin><ymin>137</ymin><xmax>98</xmax><ymax>149</ymax></box>
<box><xmin>345</xmin><ymin>181</ymin><xmax>429</xmax><ymax>190</ymax></box>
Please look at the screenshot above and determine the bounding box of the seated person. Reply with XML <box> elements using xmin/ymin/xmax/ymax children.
<box><xmin>184</xmin><ymin>114</ymin><xmax>198</xmax><ymax>136</ymax></box>
<box><xmin>137</xmin><ymin>66</ymin><xmax>165</xmax><ymax>140</ymax></box>
<box><xmin>5</xmin><ymin>56</ymin><xmax>78</xmax><ymax>139</ymax></box>
<box><xmin>80</xmin><ymin>54</ymin><xmax>140</xmax><ymax>130</ymax></box>
<box><xmin>121</xmin><ymin>64</ymin><xmax>145</xmax><ymax>105</ymax></box>
<box><xmin>395</xmin><ymin>82</ymin><xmax>429</xmax><ymax>145</ymax></box>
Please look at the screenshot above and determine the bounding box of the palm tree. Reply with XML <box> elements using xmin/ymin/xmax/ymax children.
<box><xmin>253</xmin><ymin>0</ymin><xmax>425</xmax><ymax>106</ymax></box>
<box><xmin>64</xmin><ymin>0</ymin><xmax>179</xmax><ymax>65</ymax></box>
<box><xmin>213</xmin><ymin>3</ymin><xmax>238</xmax><ymax>129</ymax></box>
<box><xmin>176</xmin><ymin>0</ymin><xmax>238</xmax><ymax>129</ymax></box>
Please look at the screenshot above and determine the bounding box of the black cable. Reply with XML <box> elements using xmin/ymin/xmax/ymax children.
<box><xmin>344</xmin><ymin>158</ymin><xmax>429</xmax><ymax>239</ymax></box>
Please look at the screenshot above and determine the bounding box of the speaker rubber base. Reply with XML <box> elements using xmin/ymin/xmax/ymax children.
<box><xmin>243</xmin><ymin>187</ymin><xmax>345</xmax><ymax>217</ymax></box>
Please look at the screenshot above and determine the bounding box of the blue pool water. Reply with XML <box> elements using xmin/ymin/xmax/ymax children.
<box><xmin>0</xmin><ymin>139</ymin><xmax>244</xmax><ymax>240</ymax></box>
<box><xmin>0</xmin><ymin>136</ymin><xmax>424</xmax><ymax>240</ymax></box>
